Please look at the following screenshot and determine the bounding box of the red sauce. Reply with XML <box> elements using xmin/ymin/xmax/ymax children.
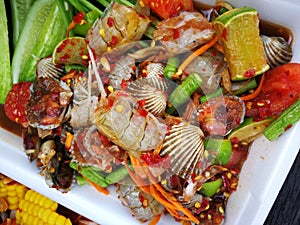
<box><xmin>0</xmin><ymin>105</ymin><xmax>22</xmax><ymax>136</ymax></box>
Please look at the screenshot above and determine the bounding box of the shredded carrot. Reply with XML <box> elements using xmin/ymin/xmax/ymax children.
<box><xmin>213</xmin><ymin>42</ymin><xmax>224</xmax><ymax>54</ymax></box>
<box><xmin>81</xmin><ymin>175</ymin><xmax>110</xmax><ymax>195</ymax></box>
<box><xmin>241</xmin><ymin>73</ymin><xmax>265</xmax><ymax>101</ymax></box>
<box><xmin>149</xmin><ymin>185</ymin><xmax>178</xmax><ymax>210</ymax></box>
<box><xmin>66</xmin><ymin>21</ymin><xmax>77</xmax><ymax>37</ymax></box>
<box><xmin>144</xmin><ymin>168</ymin><xmax>199</xmax><ymax>224</ymax></box>
<box><xmin>124</xmin><ymin>155</ymin><xmax>151</xmax><ymax>194</ymax></box>
<box><xmin>148</xmin><ymin>213</ymin><xmax>162</xmax><ymax>225</ymax></box>
<box><xmin>61</xmin><ymin>70</ymin><xmax>77</xmax><ymax>81</ymax></box>
<box><xmin>174</xmin><ymin>35</ymin><xmax>219</xmax><ymax>79</ymax></box>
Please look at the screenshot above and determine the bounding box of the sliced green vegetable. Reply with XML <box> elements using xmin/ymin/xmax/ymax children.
<box><xmin>200</xmin><ymin>88</ymin><xmax>223</xmax><ymax>103</ymax></box>
<box><xmin>0</xmin><ymin>0</ymin><xmax>12</xmax><ymax>104</ymax></box>
<box><xmin>10</xmin><ymin>0</ymin><xmax>36</xmax><ymax>48</ymax></box>
<box><xmin>163</xmin><ymin>57</ymin><xmax>180</xmax><ymax>80</ymax></box>
<box><xmin>264</xmin><ymin>100</ymin><xmax>300</xmax><ymax>141</ymax></box>
<box><xmin>11</xmin><ymin>0</ymin><xmax>55</xmax><ymax>83</ymax></box>
<box><xmin>105</xmin><ymin>166</ymin><xmax>129</xmax><ymax>185</ymax></box>
<box><xmin>200</xmin><ymin>178</ymin><xmax>223</xmax><ymax>197</ymax></box>
<box><xmin>205</xmin><ymin>138</ymin><xmax>232</xmax><ymax>165</ymax></box>
<box><xmin>229</xmin><ymin>117</ymin><xmax>273</xmax><ymax>143</ymax></box>
<box><xmin>168</xmin><ymin>72</ymin><xmax>203</xmax><ymax>112</ymax></box>
<box><xmin>19</xmin><ymin>2</ymin><xmax>67</xmax><ymax>82</ymax></box>
<box><xmin>76</xmin><ymin>175</ymin><xmax>88</xmax><ymax>186</ymax></box>
<box><xmin>232</xmin><ymin>78</ymin><xmax>257</xmax><ymax>95</ymax></box>
<box><xmin>69</xmin><ymin>161</ymin><xmax>108</xmax><ymax>188</ymax></box>
<box><xmin>73</xmin><ymin>10</ymin><xmax>99</xmax><ymax>36</ymax></box>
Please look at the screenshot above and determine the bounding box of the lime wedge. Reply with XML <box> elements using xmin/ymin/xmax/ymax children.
<box><xmin>228</xmin><ymin>117</ymin><xmax>273</xmax><ymax>143</ymax></box>
<box><xmin>213</xmin><ymin>6</ymin><xmax>270</xmax><ymax>80</ymax></box>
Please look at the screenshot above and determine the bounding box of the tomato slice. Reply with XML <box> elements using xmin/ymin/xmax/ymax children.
<box><xmin>4</xmin><ymin>82</ymin><xmax>32</xmax><ymax>128</ymax></box>
<box><xmin>245</xmin><ymin>63</ymin><xmax>300</xmax><ymax>120</ymax></box>
<box><xmin>142</xmin><ymin>0</ymin><xmax>194</xmax><ymax>19</ymax></box>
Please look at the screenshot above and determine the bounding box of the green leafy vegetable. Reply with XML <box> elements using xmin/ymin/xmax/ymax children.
<box><xmin>0</xmin><ymin>0</ymin><xmax>12</xmax><ymax>104</ymax></box>
<box><xmin>10</xmin><ymin>0</ymin><xmax>36</xmax><ymax>48</ymax></box>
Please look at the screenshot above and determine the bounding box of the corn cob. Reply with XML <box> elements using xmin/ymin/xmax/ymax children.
<box><xmin>0</xmin><ymin>175</ymin><xmax>27</xmax><ymax>210</ymax></box>
<box><xmin>16</xmin><ymin>189</ymin><xmax>72</xmax><ymax>225</ymax></box>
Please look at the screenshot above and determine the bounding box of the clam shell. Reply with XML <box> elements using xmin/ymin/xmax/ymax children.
<box><xmin>261</xmin><ymin>35</ymin><xmax>293</xmax><ymax>68</ymax></box>
<box><xmin>144</xmin><ymin>63</ymin><xmax>169</xmax><ymax>92</ymax></box>
<box><xmin>37</xmin><ymin>57</ymin><xmax>65</xmax><ymax>79</ymax></box>
<box><xmin>127</xmin><ymin>79</ymin><xmax>167</xmax><ymax>117</ymax></box>
<box><xmin>160</xmin><ymin>122</ymin><xmax>206</xmax><ymax>178</ymax></box>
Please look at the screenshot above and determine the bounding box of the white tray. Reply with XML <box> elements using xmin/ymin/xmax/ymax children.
<box><xmin>1</xmin><ymin>0</ymin><xmax>300</xmax><ymax>224</ymax></box>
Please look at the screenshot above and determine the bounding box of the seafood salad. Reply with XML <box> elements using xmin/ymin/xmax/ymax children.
<box><xmin>2</xmin><ymin>0</ymin><xmax>300</xmax><ymax>225</ymax></box>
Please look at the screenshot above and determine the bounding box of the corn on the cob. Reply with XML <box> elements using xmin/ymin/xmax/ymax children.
<box><xmin>16</xmin><ymin>189</ymin><xmax>72</xmax><ymax>225</ymax></box>
<box><xmin>0</xmin><ymin>175</ymin><xmax>27</xmax><ymax>210</ymax></box>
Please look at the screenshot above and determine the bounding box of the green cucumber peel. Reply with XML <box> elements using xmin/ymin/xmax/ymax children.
<box><xmin>0</xmin><ymin>0</ymin><xmax>12</xmax><ymax>104</ymax></box>
<box><xmin>69</xmin><ymin>161</ymin><xmax>108</xmax><ymax>187</ymax></box>
<box><xmin>105</xmin><ymin>165</ymin><xmax>129</xmax><ymax>185</ymax></box>
<box><xmin>19</xmin><ymin>3</ymin><xmax>67</xmax><ymax>82</ymax></box>
<box><xmin>168</xmin><ymin>72</ymin><xmax>203</xmax><ymax>109</ymax></box>
<box><xmin>163</xmin><ymin>57</ymin><xmax>180</xmax><ymax>80</ymax></box>
<box><xmin>205</xmin><ymin>138</ymin><xmax>232</xmax><ymax>165</ymax></box>
<box><xmin>200</xmin><ymin>88</ymin><xmax>223</xmax><ymax>103</ymax></box>
<box><xmin>200</xmin><ymin>178</ymin><xmax>223</xmax><ymax>197</ymax></box>
<box><xmin>264</xmin><ymin>100</ymin><xmax>300</xmax><ymax>141</ymax></box>
<box><xmin>11</xmin><ymin>0</ymin><xmax>55</xmax><ymax>83</ymax></box>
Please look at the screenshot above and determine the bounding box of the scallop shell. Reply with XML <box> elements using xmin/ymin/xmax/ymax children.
<box><xmin>160</xmin><ymin>122</ymin><xmax>206</xmax><ymax>178</ymax></box>
<box><xmin>37</xmin><ymin>57</ymin><xmax>65</xmax><ymax>79</ymax></box>
<box><xmin>127</xmin><ymin>79</ymin><xmax>167</xmax><ymax>117</ymax></box>
<box><xmin>261</xmin><ymin>35</ymin><xmax>293</xmax><ymax>68</ymax></box>
<box><xmin>144</xmin><ymin>63</ymin><xmax>169</xmax><ymax>92</ymax></box>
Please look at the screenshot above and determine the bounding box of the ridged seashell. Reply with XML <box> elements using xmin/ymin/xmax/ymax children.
<box><xmin>37</xmin><ymin>57</ymin><xmax>65</xmax><ymax>79</ymax></box>
<box><xmin>261</xmin><ymin>35</ymin><xmax>293</xmax><ymax>68</ymax></box>
<box><xmin>127</xmin><ymin>79</ymin><xmax>167</xmax><ymax>117</ymax></box>
<box><xmin>160</xmin><ymin>122</ymin><xmax>206</xmax><ymax>178</ymax></box>
<box><xmin>144</xmin><ymin>63</ymin><xmax>169</xmax><ymax>92</ymax></box>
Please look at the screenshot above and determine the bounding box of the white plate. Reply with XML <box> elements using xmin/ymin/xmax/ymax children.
<box><xmin>1</xmin><ymin>1</ymin><xmax>300</xmax><ymax>224</ymax></box>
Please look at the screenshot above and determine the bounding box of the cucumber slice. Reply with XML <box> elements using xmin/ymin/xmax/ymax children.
<box><xmin>10</xmin><ymin>0</ymin><xmax>36</xmax><ymax>48</ymax></box>
<box><xmin>11</xmin><ymin>0</ymin><xmax>54</xmax><ymax>83</ymax></box>
<box><xmin>19</xmin><ymin>3</ymin><xmax>66</xmax><ymax>82</ymax></box>
<box><xmin>0</xmin><ymin>0</ymin><xmax>12</xmax><ymax>104</ymax></box>
<box><xmin>264</xmin><ymin>100</ymin><xmax>300</xmax><ymax>141</ymax></box>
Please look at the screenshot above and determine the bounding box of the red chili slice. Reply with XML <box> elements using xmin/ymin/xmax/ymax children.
<box><xmin>4</xmin><ymin>82</ymin><xmax>32</xmax><ymax>127</ymax></box>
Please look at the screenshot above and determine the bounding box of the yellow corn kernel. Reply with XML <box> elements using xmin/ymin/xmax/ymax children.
<box><xmin>22</xmin><ymin>211</ymin><xmax>29</xmax><ymax>224</ymax></box>
<box><xmin>6</xmin><ymin>183</ymin><xmax>17</xmax><ymax>191</ymax></box>
<box><xmin>21</xmin><ymin>200</ymin><xmax>30</xmax><ymax>212</ymax></box>
<box><xmin>50</xmin><ymin>201</ymin><xmax>58</xmax><ymax>211</ymax></box>
<box><xmin>33</xmin><ymin>192</ymin><xmax>43</xmax><ymax>205</ymax></box>
<box><xmin>8</xmin><ymin>203</ymin><xmax>18</xmax><ymax>210</ymax></box>
<box><xmin>7</xmin><ymin>195</ymin><xmax>18</xmax><ymax>204</ymax></box>
<box><xmin>16</xmin><ymin>209</ymin><xmax>21</xmax><ymax>220</ymax></box>
<box><xmin>24</xmin><ymin>189</ymin><xmax>33</xmax><ymax>201</ymax></box>
<box><xmin>32</xmin><ymin>217</ymin><xmax>40</xmax><ymax>225</ymax></box>
<box><xmin>0</xmin><ymin>192</ymin><xmax>6</xmax><ymax>198</ymax></box>
<box><xmin>18</xmin><ymin>199</ymin><xmax>25</xmax><ymax>209</ymax></box>
<box><xmin>29</xmin><ymin>190</ymin><xmax>38</xmax><ymax>202</ymax></box>
<box><xmin>42</xmin><ymin>208</ymin><xmax>52</xmax><ymax>222</ymax></box>
<box><xmin>7</xmin><ymin>190</ymin><xmax>17</xmax><ymax>197</ymax></box>
<box><xmin>55</xmin><ymin>215</ymin><xmax>66</xmax><ymax>225</ymax></box>
<box><xmin>65</xmin><ymin>218</ymin><xmax>72</xmax><ymax>225</ymax></box>
<box><xmin>48</xmin><ymin>211</ymin><xmax>59</xmax><ymax>225</ymax></box>
<box><xmin>25</xmin><ymin>214</ymin><xmax>35</xmax><ymax>225</ymax></box>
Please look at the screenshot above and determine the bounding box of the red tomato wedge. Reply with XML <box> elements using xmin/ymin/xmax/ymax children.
<box><xmin>245</xmin><ymin>63</ymin><xmax>300</xmax><ymax>120</ymax></box>
<box><xmin>141</xmin><ymin>0</ymin><xmax>194</xmax><ymax>19</ymax></box>
<box><xmin>4</xmin><ymin>82</ymin><xmax>32</xmax><ymax>128</ymax></box>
